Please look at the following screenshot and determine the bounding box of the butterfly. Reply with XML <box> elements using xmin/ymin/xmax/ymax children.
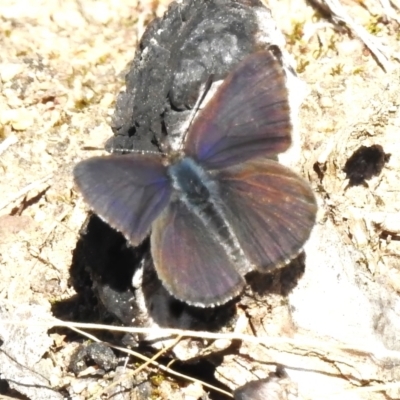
<box><xmin>73</xmin><ymin>50</ymin><xmax>317</xmax><ymax>307</ymax></box>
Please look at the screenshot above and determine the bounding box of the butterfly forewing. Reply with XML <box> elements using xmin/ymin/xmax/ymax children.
<box><xmin>184</xmin><ymin>50</ymin><xmax>292</xmax><ymax>170</ymax></box>
<box><xmin>73</xmin><ymin>154</ymin><xmax>171</xmax><ymax>246</ymax></box>
<box><xmin>151</xmin><ymin>199</ymin><xmax>245</xmax><ymax>307</ymax></box>
<box><xmin>214</xmin><ymin>159</ymin><xmax>317</xmax><ymax>271</ymax></box>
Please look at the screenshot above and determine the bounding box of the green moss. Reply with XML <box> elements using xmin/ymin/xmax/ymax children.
<box><xmin>97</xmin><ymin>53</ymin><xmax>110</xmax><ymax>65</ymax></box>
<box><xmin>352</xmin><ymin>66</ymin><xmax>365</xmax><ymax>75</ymax></box>
<box><xmin>0</xmin><ymin>125</ymin><xmax>6</xmax><ymax>140</ymax></box>
<box><xmin>327</xmin><ymin>34</ymin><xmax>339</xmax><ymax>53</ymax></box>
<box><xmin>366</xmin><ymin>15</ymin><xmax>383</xmax><ymax>35</ymax></box>
<box><xmin>150</xmin><ymin>373</ymin><xmax>165</xmax><ymax>386</ymax></box>
<box><xmin>296</xmin><ymin>58</ymin><xmax>310</xmax><ymax>73</ymax></box>
<box><xmin>74</xmin><ymin>98</ymin><xmax>92</xmax><ymax>110</ymax></box>
<box><xmin>330</xmin><ymin>63</ymin><xmax>344</xmax><ymax>75</ymax></box>
<box><xmin>287</xmin><ymin>20</ymin><xmax>306</xmax><ymax>46</ymax></box>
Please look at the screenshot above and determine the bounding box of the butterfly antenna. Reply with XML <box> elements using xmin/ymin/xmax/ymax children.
<box><xmin>109</xmin><ymin>146</ymin><xmax>161</xmax><ymax>156</ymax></box>
<box><xmin>180</xmin><ymin>74</ymin><xmax>214</xmax><ymax>148</ymax></box>
<box><xmin>81</xmin><ymin>145</ymin><xmax>161</xmax><ymax>156</ymax></box>
<box><xmin>81</xmin><ymin>146</ymin><xmax>105</xmax><ymax>151</ymax></box>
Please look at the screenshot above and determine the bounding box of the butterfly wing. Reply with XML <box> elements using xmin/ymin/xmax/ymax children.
<box><xmin>214</xmin><ymin>159</ymin><xmax>317</xmax><ymax>271</ymax></box>
<box><xmin>151</xmin><ymin>199</ymin><xmax>245</xmax><ymax>306</ymax></box>
<box><xmin>184</xmin><ymin>50</ymin><xmax>291</xmax><ymax>170</ymax></box>
<box><xmin>73</xmin><ymin>154</ymin><xmax>171</xmax><ymax>246</ymax></box>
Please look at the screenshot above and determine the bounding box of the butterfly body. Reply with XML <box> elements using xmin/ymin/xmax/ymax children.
<box><xmin>168</xmin><ymin>157</ymin><xmax>248</xmax><ymax>268</ymax></box>
<box><xmin>169</xmin><ymin>157</ymin><xmax>215</xmax><ymax>207</ymax></box>
<box><xmin>74</xmin><ymin>50</ymin><xmax>317</xmax><ymax>307</ymax></box>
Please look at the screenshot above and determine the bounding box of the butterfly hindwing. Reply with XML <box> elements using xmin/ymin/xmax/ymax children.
<box><xmin>151</xmin><ymin>199</ymin><xmax>245</xmax><ymax>306</ymax></box>
<box><xmin>213</xmin><ymin>158</ymin><xmax>317</xmax><ymax>271</ymax></box>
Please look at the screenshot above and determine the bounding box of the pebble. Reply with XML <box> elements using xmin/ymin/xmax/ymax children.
<box><xmin>0</xmin><ymin>63</ymin><xmax>23</xmax><ymax>82</ymax></box>
<box><xmin>0</xmin><ymin>108</ymin><xmax>34</xmax><ymax>131</ymax></box>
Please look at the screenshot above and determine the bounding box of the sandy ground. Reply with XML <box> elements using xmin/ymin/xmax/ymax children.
<box><xmin>1</xmin><ymin>0</ymin><xmax>400</xmax><ymax>399</ymax></box>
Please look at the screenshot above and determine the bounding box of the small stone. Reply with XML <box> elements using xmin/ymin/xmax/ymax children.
<box><xmin>0</xmin><ymin>109</ymin><xmax>34</xmax><ymax>131</ymax></box>
<box><xmin>0</xmin><ymin>63</ymin><xmax>23</xmax><ymax>82</ymax></box>
<box><xmin>182</xmin><ymin>382</ymin><xmax>204</xmax><ymax>400</ymax></box>
<box><xmin>69</xmin><ymin>378</ymin><xmax>88</xmax><ymax>395</ymax></box>
<box><xmin>90</xmin><ymin>2</ymin><xmax>112</xmax><ymax>24</ymax></box>
<box><xmin>12</xmin><ymin>117</ymin><xmax>33</xmax><ymax>131</ymax></box>
<box><xmin>319</xmin><ymin>96</ymin><xmax>333</xmax><ymax>108</ymax></box>
<box><xmin>100</xmin><ymin>92</ymin><xmax>114</xmax><ymax>108</ymax></box>
<box><xmin>86</xmin><ymin>380</ymin><xmax>103</xmax><ymax>396</ymax></box>
<box><xmin>371</xmin><ymin>212</ymin><xmax>400</xmax><ymax>234</ymax></box>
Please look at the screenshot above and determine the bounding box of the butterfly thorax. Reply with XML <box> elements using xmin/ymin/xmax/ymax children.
<box><xmin>168</xmin><ymin>157</ymin><xmax>213</xmax><ymax>206</ymax></box>
<box><xmin>168</xmin><ymin>157</ymin><xmax>248</xmax><ymax>268</ymax></box>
